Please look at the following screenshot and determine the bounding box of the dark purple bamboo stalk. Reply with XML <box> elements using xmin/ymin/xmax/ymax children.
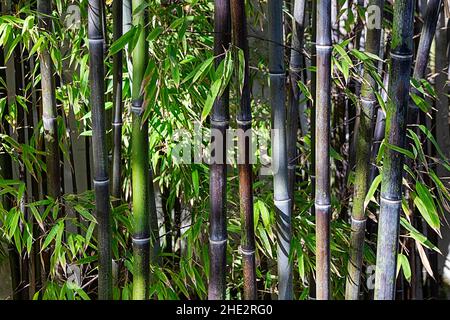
<box><xmin>0</xmin><ymin>24</ymin><xmax>21</xmax><ymax>300</ymax></box>
<box><xmin>208</xmin><ymin>0</ymin><xmax>231</xmax><ymax>300</ymax></box>
<box><xmin>315</xmin><ymin>0</ymin><xmax>332</xmax><ymax>300</ymax></box>
<box><xmin>88</xmin><ymin>0</ymin><xmax>113</xmax><ymax>300</ymax></box>
<box><xmin>230</xmin><ymin>0</ymin><xmax>256</xmax><ymax>300</ymax></box>
<box><xmin>111</xmin><ymin>0</ymin><xmax>123</xmax><ymax>199</ymax></box>
<box><xmin>374</xmin><ymin>0</ymin><xmax>414</xmax><ymax>300</ymax></box>
<box><xmin>287</xmin><ymin>0</ymin><xmax>307</xmax><ymax>206</ymax></box>
<box><xmin>407</xmin><ymin>0</ymin><xmax>442</xmax><ymax>127</ymax></box>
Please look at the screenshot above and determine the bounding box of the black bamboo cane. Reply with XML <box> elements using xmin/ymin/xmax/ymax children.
<box><xmin>287</xmin><ymin>0</ymin><xmax>307</xmax><ymax>206</ymax></box>
<box><xmin>111</xmin><ymin>0</ymin><xmax>123</xmax><ymax>199</ymax></box>
<box><xmin>88</xmin><ymin>0</ymin><xmax>113</xmax><ymax>300</ymax></box>
<box><xmin>374</xmin><ymin>0</ymin><xmax>414</xmax><ymax>300</ymax></box>
<box><xmin>230</xmin><ymin>0</ymin><xmax>256</xmax><ymax>300</ymax></box>
<box><xmin>208</xmin><ymin>0</ymin><xmax>231</xmax><ymax>300</ymax></box>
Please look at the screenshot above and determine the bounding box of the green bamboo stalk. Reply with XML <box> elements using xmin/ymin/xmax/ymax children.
<box><xmin>208</xmin><ymin>0</ymin><xmax>230</xmax><ymax>300</ymax></box>
<box><xmin>374</xmin><ymin>0</ymin><xmax>414</xmax><ymax>300</ymax></box>
<box><xmin>345</xmin><ymin>0</ymin><xmax>384</xmax><ymax>300</ymax></box>
<box><xmin>268</xmin><ymin>0</ymin><xmax>293</xmax><ymax>300</ymax></box>
<box><xmin>230</xmin><ymin>0</ymin><xmax>256</xmax><ymax>300</ymax></box>
<box><xmin>287</xmin><ymin>0</ymin><xmax>306</xmax><ymax>205</ymax></box>
<box><xmin>111</xmin><ymin>0</ymin><xmax>123</xmax><ymax>199</ymax></box>
<box><xmin>37</xmin><ymin>0</ymin><xmax>60</xmax><ymax>200</ymax></box>
<box><xmin>88</xmin><ymin>0</ymin><xmax>113</xmax><ymax>300</ymax></box>
<box><xmin>315</xmin><ymin>0</ymin><xmax>332</xmax><ymax>300</ymax></box>
<box><xmin>130</xmin><ymin>0</ymin><xmax>154</xmax><ymax>300</ymax></box>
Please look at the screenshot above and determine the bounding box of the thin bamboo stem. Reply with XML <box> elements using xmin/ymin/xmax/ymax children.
<box><xmin>111</xmin><ymin>0</ymin><xmax>123</xmax><ymax>199</ymax></box>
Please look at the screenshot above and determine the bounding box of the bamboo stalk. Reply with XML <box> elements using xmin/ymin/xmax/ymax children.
<box><xmin>130</xmin><ymin>0</ymin><xmax>154</xmax><ymax>300</ymax></box>
<box><xmin>345</xmin><ymin>0</ymin><xmax>384</xmax><ymax>300</ymax></box>
<box><xmin>287</xmin><ymin>0</ymin><xmax>306</xmax><ymax>206</ymax></box>
<box><xmin>37</xmin><ymin>0</ymin><xmax>60</xmax><ymax>200</ymax></box>
<box><xmin>230</xmin><ymin>0</ymin><xmax>256</xmax><ymax>300</ymax></box>
<box><xmin>407</xmin><ymin>0</ymin><xmax>442</xmax><ymax>127</ymax></box>
<box><xmin>111</xmin><ymin>0</ymin><xmax>123</xmax><ymax>199</ymax></box>
<box><xmin>268</xmin><ymin>0</ymin><xmax>293</xmax><ymax>300</ymax></box>
<box><xmin>88</xmin><ymin>0</ymin><xmax>113</xmax><ymax>300</ymax></box>
<box><xmin>0</xmin><ymin>23</ymin><xmax>21</xmax><ymax>300</ymax></box>
<box><xmin>374</xmin><ymin>0</ymin><xmax>414</xmax><ymax>300</ymax></box>
<box><xmin>208</xmin><ymin>0</ymin><xmax>230</xmax><ymax>300</ymax></box>
<box><xmin>315</xmin><ymin>0</ymin><xmax>332</xmax><ymax>300</ymax></box>
<box><xmin>309</xmin><ymin>0</ymin><xmax>317</xmax><ymax>299</ymax></box>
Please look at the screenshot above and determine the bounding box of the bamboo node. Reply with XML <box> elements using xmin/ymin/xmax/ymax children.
<box><xmin>314</xmin><ymin>203</ymin><xmax>331</xmax><ymax>209</ymax></box>
<box><xmin>390</xmin><ymin>52</ymin><xmax>413</xmax><ymax>60</ymax></box>
<box><xmin>316</xmin><ymin>44</ymin><xmax>332</xmax><ymax>51</ymax></box>
<box><xmin>380</xmin><ymin>196</ymin><xmax>402</xmax><ymax>204</ymax></box>
<box><xmin>93</xmin><ymin>178</ymin><xmax>110</xmax><ymax>186</ymax></box>
<box><xmin>131</xmin><ymin>236</ymin><xmax>151</xmax><ymax>244</ymax></box>
<box><xmin>351</xmin><ymin>217</ymin><xmax>367</xmax><ymax>224</ymax></box>
<box><xmin>236</xmin><ymin>119</ymin><xmax>252</xmax><ymax>126</ymax></box>
<box><xmin>239</xmin><ymin>246</ymin><xmax>256</xmax><ymax>255</ymax></box>
<box><xmin>209</xmin><ymin>238</ymin><xmax>227</xmax><ymax>245</ymax></box>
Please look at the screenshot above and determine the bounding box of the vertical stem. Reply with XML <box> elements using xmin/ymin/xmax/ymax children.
<box><xmin>230</xmin><ymin>0</ymin><xmax>256</xmax><ymax>300</ymax></box>
<box><xmin>374</xmin><ymin>0</ymin><xmax>414</xmax><ymax>300</ymax></box>
<box><xmin>130</xmin><ymin>0</ymin><xmax>155</xmax><ymax>300</ymax></box>
<box><xmin>37</xmin><ymin>0</ymin><xmax>61</xmax><ymax>200</ymax></box>
<box><xmin>111</xmin><ymin>0</ymin><xmax>123</xmax><ymax>199</ymax></box>
<box><xmin>88</xmin><ymin>0</ymin><xmax>113</xmax><ymax>300</ymax></box>
<box><xmin>208</xmin><ymin>0</ymin><xmax>230</xmax><ymax>300</ymax></box>
<box><xmin>315</xmin><ymin>0</ymin><xmax>332</xmax><ymax>300</ymax></box>
<box><xmin>268</xmin><ymin>0</ymin><xmax>293</xmax><ymax>300</ymax></box>
<box><xmin>287</xmin><ymin>0</ymin><xmax>306</xmax><ymax>206</ymax></box>
<box><xmin>345</xmin><ymin>0</ymin><xmax>384</xmax><ymax>300</ymax></box>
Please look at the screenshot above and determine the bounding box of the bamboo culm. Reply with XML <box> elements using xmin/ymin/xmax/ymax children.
<box><xmin>268</xmin><ymin>0</ymin><xmax>293</xmax><ymax>300</ymax></box>
<box><xmin>0</xmin><ymin>26</ymin><xmax>21</xmax><ymax>300</ymax></box>
<box><xmin>345</xmin><ymin>0</ymin><xmax>384</xmax><ymax>300</ymax></box>
<box><xmin>287</xmin><ymin>0</ymin><xmax>307</xmax><ymax>206</ymax></box>
<box><xmin>315</xmin><ymin>0</ymin><xmax>332</xmax><ymax>300</ymax></box>
<box><xmin>37</xmin><ymin>0</ymin><xmax>60</xmax><ymax>200</ymax></box>
<box><xmin>88</xmin><ymin>0</ymin><xmax>113</xmax><ymax>300</ymax></box>
<box><xmin>208</xmin><ymin>0</ymin><xmax>231</xmax><ymax>300</ymax></box>
<box><xmin>130</xmin><ymin>0</ymin><xmax>158</xmax><ymax>299</ymax></box>
<box><xmin>230</xmin><ymin>0</ymin><xmax>256</xmax><ymax>300</ymax></box>
<box><xmin>111</xmin><ymin>0</ymin><xmax>123</xmax><ymax>199</ymax></box>
<box><xmin>374</xmin><ymin>0</ymin><xmax>414</xmax><ymax>300</ymax></box>
<box><xmin>407</xmin><ymin>0</ymin><xmax>442</xmax><ymax>126</ymax></box>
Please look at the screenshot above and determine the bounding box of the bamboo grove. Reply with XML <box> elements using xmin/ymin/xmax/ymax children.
<box><xmin>0</xmin><ymin>0</ymin><xmax>449</xmax><ymax>301</ymax></box>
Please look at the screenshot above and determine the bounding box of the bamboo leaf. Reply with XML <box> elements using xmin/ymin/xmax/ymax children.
<box><xmin>201</xmin><ymin>78</ymin><xmax>221</xmax><ymax>122</ymax></box>
<box><xmin>41</xmin><ymin>222</ymin><xmax>60</xmax><ymax>251</ymax></box>
<box><xmin>364</xmin><ymin>174</ymin><xmax>382</xmax><ymax>210</ymax></box>
<box><xmin>396</xmin><ymin>253</ymin><xmax>411</xmax><ymax>282</ymax></box>
<box><xmin>415</xmin><ymin>182</ymin><xmax>440</xmax><ymax>231</ymax></box>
